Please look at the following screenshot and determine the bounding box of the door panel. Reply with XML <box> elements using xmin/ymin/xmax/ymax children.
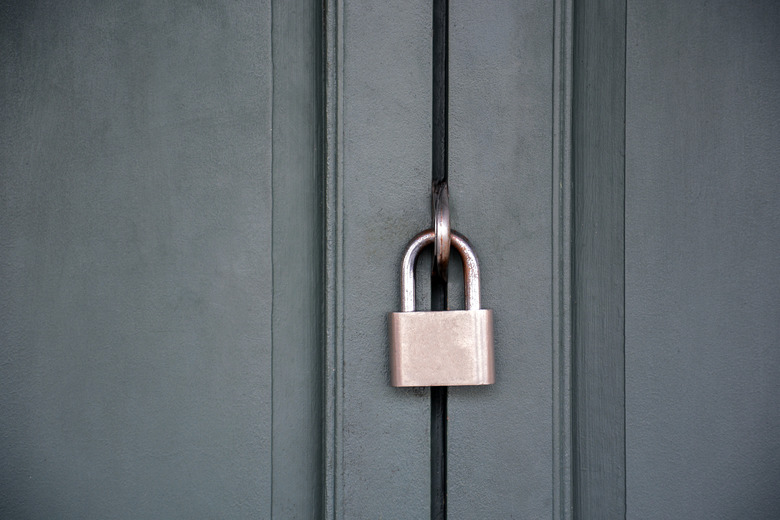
<box><xmin>271</xmin><ymin>0</ymin><xmax>322</xmax><ymax>517</ymax></box>
<box><xmin>325</xmin><ymin>1</ymin><xmax>569</xmax><ymax>518</ymax></box>
<box><xmin>571</xmin><ymin>0</ymin><xmax>627</xmax><ymax>517</ymax></box>
<box><xmin>625</xmin><ymin>1</ymin><xmax>780</xmax><ymax>518</ymax></box>
<box><xmin>448</xmin><ymin>2</ymin><xmax>556</xmax><ymax>517</ymax></box>
<box><xmin>329</xmin><ymin>1</ymin><xmax>433</xmax><ymax>518</ymax></box>
<box><xmin>0</xmin><ymin>1</ymin><xmax>322</xmax><ymax>517</ymax></box>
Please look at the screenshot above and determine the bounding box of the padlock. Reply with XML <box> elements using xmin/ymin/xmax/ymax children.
<box><xmin>389</xmin><ymin>229</ymin><xmax>494</xmax><ymax>387</ymax></box>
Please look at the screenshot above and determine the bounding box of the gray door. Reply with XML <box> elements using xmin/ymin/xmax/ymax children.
<box><xmin>325</xmin><ymin>1</ymin><xmax>560</xmax><ymax>517</ymax></box>
<box><xmin>2</xmin><ymin>1</ymin><xmax>778</xmax><ymax>519</ymax></box>
<box><xmin>2</xmin><ymin>1</ymin><xmax>321</xmax><ymax>517</ymax></box>
<box><xmin>574</xmin><ymin>1</ymin><xmax>780</xmax><ymax>517</ymax></box>
<box><xmin>624</xmin><ymin>2</ymin><xmax>780</xmax><ymax>518</ymax></box>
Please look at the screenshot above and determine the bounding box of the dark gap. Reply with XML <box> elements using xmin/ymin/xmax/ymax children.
<box><xmin>431</xmin><ymin>1</ymin><xmax>448</xmax><ymax>519</ymax></box>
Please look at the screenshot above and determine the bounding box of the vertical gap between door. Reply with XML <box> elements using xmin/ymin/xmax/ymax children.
<box><xmin>431</xmin><ymin>1</ymin><xmax>448</xmax><ymax>519</ymax></box>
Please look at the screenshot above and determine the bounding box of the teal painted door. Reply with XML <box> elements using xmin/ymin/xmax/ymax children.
<box><xmin>2</xmin><ymin>1</ymin><xmax>778</xmax><ymax>518</ymax></box>
<box><xmin>624</xmin><ymin>1</ymin><xmax>780</xmax><ymax>517</ymax></box>
<box><xmin>325</xmin><ymin>1</ymin><xmax>562</xmax><ymax>517</ymax></box>
<box><xmin>1</xmin><ymin>1</ymin><xmax>322</xmax><ymax>517</ymax></box>
<box><xmin>1</xmin><ymin>1</ymin><xmax>562</xmax><ymax>517</ymax></box>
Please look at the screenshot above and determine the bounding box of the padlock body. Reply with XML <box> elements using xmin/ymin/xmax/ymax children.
<box><xmin>389</xmin><ymin>309</ymin><xmax>494</xmax><ymax>387</ymax></box>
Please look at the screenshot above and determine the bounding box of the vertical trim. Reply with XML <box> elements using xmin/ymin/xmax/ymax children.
<box><xmin>272</xmin><ymin>0</ymin><xmax>323</xmax><ymax>517</ymax></box>
<box><xmin>269</xmin><ymin>1</ymin><xmax>275</xmax><ymax>516</ymax></box>
<box><xmin>552</xmin><ymin>0</ymin><xmax>574</xmax><ymax>518</ymax></box>
<box><xmin>571</xmin><ymin>0</ymin><xmax>627</xmax><ymax>518</ymax></box>
<box><xmin>322</xmin><ymin>0</ymin><xmax>344</xmax><ymax>518</ymax></box>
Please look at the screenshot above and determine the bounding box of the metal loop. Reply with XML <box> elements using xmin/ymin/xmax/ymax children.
<box><xmin>401</xmin><ymin>228</ymin><xmax>480</xmax><ymax>312</ymax></box>
<box><xmin>432</xmin><ymin>183</ymin><xmax>450</xmax><ymax>280</ymax></box>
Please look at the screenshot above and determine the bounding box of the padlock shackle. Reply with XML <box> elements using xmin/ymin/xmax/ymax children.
<box><xmin>401</xmin><ymin>229</ymin><xmax>480</xmax><ymax>312</ymax></box>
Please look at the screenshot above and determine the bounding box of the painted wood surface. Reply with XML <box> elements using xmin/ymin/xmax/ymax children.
<box><xmin>322</xmin><ymin>1</ymin><xmax>576</xmax><ymax>517</ymax></box>
<box><xmin>625</xmin><ymin>1</ymin><xmax>780</xmax><ymax>518</ymax></box>
<box><xmin>5</xmin><ymin>1</ymin><xmax>777</xmax><ymax>518</ymax></box>
<box><xmin>271</xmin><ymin>0</ymin><xmax>322</xmax><ymax>517</ymax></box>
<box><xmin>571</xmin><ymin>0</ymin><xmax>626</xmax><ymax>518</ymax></box>
<box><xmin>324</xmin><ymin>1</ymin><xmax>433</xmax><ymax>517</ymax></box>
<box><xmin>2</xmin><ymin>1</ymin><xmax>573</xmax><ymax>517</ymax></box>
<box><xmin>446</xmin><ymin>1</ymin><xmax>560</xmax><ymax>517</ymax></box>
<box><xmin>0</xmin><ymin>1</ymin><xmax>321</xmax><ymax>517</ymax></box>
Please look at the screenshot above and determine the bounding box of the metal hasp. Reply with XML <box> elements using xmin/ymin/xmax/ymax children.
<box><xmin>389</xmin><ymin>229</ymin><xmax>495</xmax><ymax>387</ymax></box>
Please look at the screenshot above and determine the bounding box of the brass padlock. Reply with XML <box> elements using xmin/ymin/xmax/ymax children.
<box><xmin>389</xmin><ymin>229</ymin><xmax>495</xmax><ymax>387</ymax></box>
